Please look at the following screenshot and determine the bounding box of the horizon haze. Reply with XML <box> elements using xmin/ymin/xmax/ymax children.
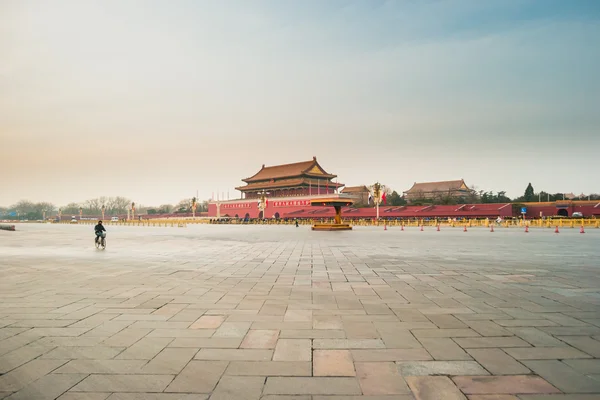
<box><xmin>2</xmin><ymin>0</ymin><xmax>599</xmax><ymax>207</ymax></box>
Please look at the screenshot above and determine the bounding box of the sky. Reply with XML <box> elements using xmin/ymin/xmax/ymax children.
<box><xmin>1</xmin><ymin>0</ymin><xmax>599</xmax><ymax>207</ymax></box>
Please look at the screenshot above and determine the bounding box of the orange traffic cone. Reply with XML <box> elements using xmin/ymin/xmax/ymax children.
<box><xmin>401</xmin><ymin>225</ymin><xmax>404</xmax><ymax>231</ymax></box>
<box><xmin>580</xmin><ymin>225</ymin><xmax>585</xmax><ymax>234</ymax></box>
<box><xmin>490</xmin><ymin>225</ymin><xmax>494</xmax><ymax>232</ymax></box>
<box><xmin>525</xmin><ymin>225</ymin><xmax>529</xmax><ymax>233</ymax></box>
<box><xmin>463</xmin><ymin>225</ymin><xmax>467</xmax><ymax>232</ymax></box>
<box><xmin>555</xmin><ymin>226</ymin><xmax>559</xmax><ymax>233</ymax></box>
<box><xmin>384</xmin><ymin>223</ymin><xmax>387</xmax><ymax>231</ymax></box>
<box><xmin>436</xmin><ymin>224</ymin><xmax>440</xmax><ymax>231</ymax></box>
<box><xmin>420</xmin><ymin>225</ymin><xmax>424</xmax><ymax>231</ymax></box>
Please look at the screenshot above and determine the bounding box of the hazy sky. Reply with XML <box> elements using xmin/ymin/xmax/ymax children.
<box><xmin>2</xmin><ymin>0</ymin><xmax>599</xmax><ymax>207</ymax></box>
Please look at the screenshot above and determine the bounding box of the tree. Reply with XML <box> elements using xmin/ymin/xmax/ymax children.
<box><xmin>61</xmin><ymin>203</ymin><xmax>81</xmax><ymax>215</ymax></box>
<box><xmin>388</xmin><ymin>191</ymin><xmax>406</xmax><ymax>206</ymax></box>
<box><xmin>497</xmin><ymin>191</ymin><xmax>511</xmax><ymax>203</ymax></box>
<box><xmin>524</xmin><ymin>183</ymin><xmax>535</xmax><ymax>202</ymax></box>
<box><xmin>175</xmin><ymin>198</ymin><xmax>193</xmax><ymax>213</ymax></box>
<box><xmin>157</xmin><ymin>204</ymin><xmax>173</xmax><ymax>214</ymax></box>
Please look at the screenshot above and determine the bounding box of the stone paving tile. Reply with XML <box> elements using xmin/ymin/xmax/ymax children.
<box><xmin>115</xmin><ymin>337</ymin><xmax>172</xmax><ymax>360</ymax></box>
<box><xmin>273</xmin><ymin>339</ymin><xmax>311</xmax><ymax>361</ymax></box>
<box><xmin>454</xmin><ymin>336</ymin><xmax>531</xmax><ymax>348</ymax></box>
<box><xmin>4</xmin><ymin>373</ymin><xmax>87</xmax><ymax>400</ymax></box>
<box><xmin>210</xmin><ymin>376</ymin><xmax>265</xmax><ymax>400</ymax></box>
<box><xmin>168</xmin><ymin>337</ymin><xmax>242</xmax><ymax>348</ymax></box>
<box><xmin>225</xmin><ymin>361</ymin><xmax>311</xmax><ymax>376</ymax></box>
<box><xmin>279</xmin><ymin>329</ymin><xmax>346</xmax><ymax>339</ymax></box>
<box><xmin>418</xmin><ymin>338</ymin><xmax>472</xmax><ymax>360</ymax></box>
<box><xmin>465</xmin><ymin>348</ymin><xmax>530</xmax><ymax>375</ymax></box>
<box><xmin>313</xmin><ymin>338</ymin><xmax>385</xmax><ymax>349</ymax></box>
<box><xmin>406</xmin><ymin>376</ymin><xmax>467</xmax><ymax>400</ymax></box>
<box><xmin>108</xmin><ymin>395</ymin><xmax>206</xmax><ymax>400</ymax></box>
<box><xmin>465</xmin><ymin>321</ymin><xmax>513</xmax><ymax>337</ymax></box>
<box><xmin>263</xmin><ymin>377</ymin><xmax>362</xmax><ymax>395</ymax></box>
<box><xmin>165</xmin><ymin>360</ymin><xmax>227</xmax><ymax>393</ymax></box>
<box><xmin>517</xmin><ymin>395</ymin><xmax>600</xmax><ymax>400</ymax></box>
<box><xmin>503</xmin><ymin>346</ymin><xmax>592</xmax><ymax>360</ymax></box>
<box><xmin>466</xmin><ymin>396</ymin><xmax>518</xmax><ymax>400</ymax></box>
<box><xmin>140</xmin><ymin>347</ymin><xmax>197</xmax><ymax>374</ymax></box>
<box><xmin>0</xmin><ymin>359</ymin><xmax>67</xmax><ymax>392</ymax></box>
<box><xmin>41</xmin><ymin>345</ymin><xmax>124</xmax><ymax>360</ymax></box>
<box><xmin>351</xmin><ymin>348</ymin><xmax>433</xmax><ymax>362</ymax></box>
<box><xmin>556</xmin><ymin>336</ymin><xmax>600</xmax><ymax>357</ymax></box>
<box><xmin>379</xmin><ymin>330</ymin><xmax>423</xmax><ymax>348</ymax></box>
<box><xmin>71</xmin><ymin>374</ymin><xmax>174</xmax><ymax>393</ymax></box>
<box><xmin>0</xmin><ymin>344</ymin><xmax>56</xmax><ymax>374</ymax></box>
<box><xmin>54</xmin><ymin>359</ymin><xmax>146</xmax><ymax>374</ymax></box>
<box><xmin>412</xmin><ymin>329</ymin><xmax>481</xmax><ymax>338</ymax></box>
<box><xmin>356</xmin><ymin>362</ymin><xmax>411</xmax><ymax>395</ymax></box>
<box><xmin>241</xmin><ymin>329</ymin><xmax>280</xmax><ymax>349</ymax></box>
<box><xmin>313</xmin><ymin>349</ymin><xmax>355</xmax><ymax>376</ymax></box>
<box><xmin>213</xmin><ymin>322</ymin><xmax>252</xmax><ymax>338</ymax></box>
<box><xmin>505</xmin><ymin>327</ymin><xmax>567</xmax><ymax>347</ymax></box>
<box><xmin>397</xmin><ymin>360</ymin><xmax>489</xmax><ymax>376</ymax></box>
<box><xmin>522</xmin><ymin>360</ymin><xmax>600</xmax><ymax>393</ymax></box>
<box><xmin>563</xmin><ymin>359</ymin><xmax>600</xmax><ymax>375</ymax></box>
<box><xmin>57</xmin><ymin>393</ymin><xmax>112</xmax><ymax>400</ymax></box>
<box><xmin>195</xmin><ymin>348</ymin><xmax>273</xmax><ymax>361</ymax></box>
<box><xmin>452</xmin><ymin>375</ymin><xmax>560</xmax><ymax>394</ymax></box>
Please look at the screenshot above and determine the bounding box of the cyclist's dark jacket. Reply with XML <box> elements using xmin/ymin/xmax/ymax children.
<box><xmin>94</xmin><ymin>224</ymin><xmax>106</xmax><ymax>233</ymax></box>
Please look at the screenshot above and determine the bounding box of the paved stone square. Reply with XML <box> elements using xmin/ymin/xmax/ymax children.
<box><xmin>1</xmin><ymin>223</ymin><xmax>599</xmax><ymax>399</ymax></box>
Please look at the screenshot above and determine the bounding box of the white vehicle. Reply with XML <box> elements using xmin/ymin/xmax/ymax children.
<box><xmin>572</xmin><ymin>212</ymin><xmax>583</xmax><ymax>218</ymax></box>
<box><xmin>111</xmin><ymin>216</ymin><xmax>119</xmax><ymax>222</ymax></box>
<box><xmin>70</xmin><ymin>218</ymin><xmax>78</xmax><ymax>224</ymax></box>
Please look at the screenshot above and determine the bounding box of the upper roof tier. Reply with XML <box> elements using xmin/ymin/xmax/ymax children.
<box><xmin>243</xmin><ymin>157</ymin><xmax>337</xmax><ymax>183</ymax></box>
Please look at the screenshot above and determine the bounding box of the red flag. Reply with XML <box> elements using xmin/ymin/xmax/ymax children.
<box><xmin>381</xmin><ymin>192</ymin><xmax>387</xmax><ymax>205</ymax></box>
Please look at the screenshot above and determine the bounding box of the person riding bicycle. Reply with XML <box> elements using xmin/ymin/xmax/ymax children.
<box><xmin>94</xmin><ymin>220</ymin><xmax>106</xmax><ymax>243</ymax></box>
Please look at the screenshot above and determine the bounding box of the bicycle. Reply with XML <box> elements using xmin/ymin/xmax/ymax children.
<box><xmin>95</xmin><ymin>232</ymin><xmax>106</xmax><ymax>249</ymax></box>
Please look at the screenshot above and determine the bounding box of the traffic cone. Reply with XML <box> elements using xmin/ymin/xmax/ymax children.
<box><xmin>555</xmin><ymin>226</ymin><xmax>559</xmax><ymax>233</ymax></box>
<box><xmin>401</xmin><ymin>225</ymin><xmax>404</xmax><ymax>231</ymax></box>
<box><xmin>436</xmin><ymin>224</ymin><xmax>440</xmax><ymax>231</ymax></box>
<box><xmin>525</xmin><ymin>225</ymin><xmax>529</xmax><ymax>233</ymax></box>
<box><xmin>384</xmin><ymin>223</ymin><xmax>387</xmax><ymax>231</ymax></box>
<box><xmin>464</xmin><ymin>225</ymin><xmax>467</xmax><ymax>232</ymax></box>
<box><xmin>580</xmin><ymin>225</ymin><xmax>585</xmax><ymax>234</ymax></box>
<box><xmin>490</xmin><ymin>225</ymin><xmax>494</xmax><ymax>232</ymax></box>
<box><xmin>420</xmin><ymin>225</ymin><xmax>424</xmax><ymax>231</ymax></box>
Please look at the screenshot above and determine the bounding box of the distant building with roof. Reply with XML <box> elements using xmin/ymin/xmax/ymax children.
<box><xmin>235</xmin><ymin>157</ymin><xmax>344</xmax><ymax>199</ymax></box>
<box><xmin>341</xmin><ymin>185</ymin><xmax>370</xmax><ymax>204</ymax></box>
<box><xmin>403</xmin><ymin>179</ymin><xmax>473</xmax><ymax>202</ymax></box>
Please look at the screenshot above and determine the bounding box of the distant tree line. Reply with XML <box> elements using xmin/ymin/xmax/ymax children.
<box><xmin>1</xmin><ymin>196</ymin><xmax>210</xmax><ymax>220</ymax></box>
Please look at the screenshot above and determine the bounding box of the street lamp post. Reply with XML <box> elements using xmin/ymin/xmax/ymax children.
<box><xmin>371</xmin><ymin>182</ymin><xmax>384</xmax><ymax>222</ymax></box>
<box><xmin>131</xmin><ymin>202</ymin><xmax>135</xmax><ymax>220</ymax></box>
<box><xmin>101</xmin><ymin>205</ymin><xmax>105</xmax><ymax>221</ymax></box>
<box><xmin>79</xmin><ymin>207</ymin><xmax>83</xmax><ymax>220</ymax></box>
<box><xmin>58</xmin><ymin>208</ymin><xmax>62</xmax><ymax>221</ymax></box>
<box><xmin>192</xmin><ymin>197</ymin><xmax>197</xmax><ymax>218</ymax></box>
<box><xmin>257</xmin><ymin>190</ymin><xmax>270</xmax><ymax>219</ymax></box>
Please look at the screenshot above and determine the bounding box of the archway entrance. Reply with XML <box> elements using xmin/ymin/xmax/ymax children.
<box><xmin>274</xmin><ymin>212</ymin><xmax>280</xmax><ymax>219</ymax></box>
<box><xmin>557</xmin><ymin>209</ymin><xmax>568</xmax><ymax>217</ymax></box>
<box><xmin>258</xmin><ymin>211</ymin><xmax>264</xmax><ymax>219</ymax></box>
